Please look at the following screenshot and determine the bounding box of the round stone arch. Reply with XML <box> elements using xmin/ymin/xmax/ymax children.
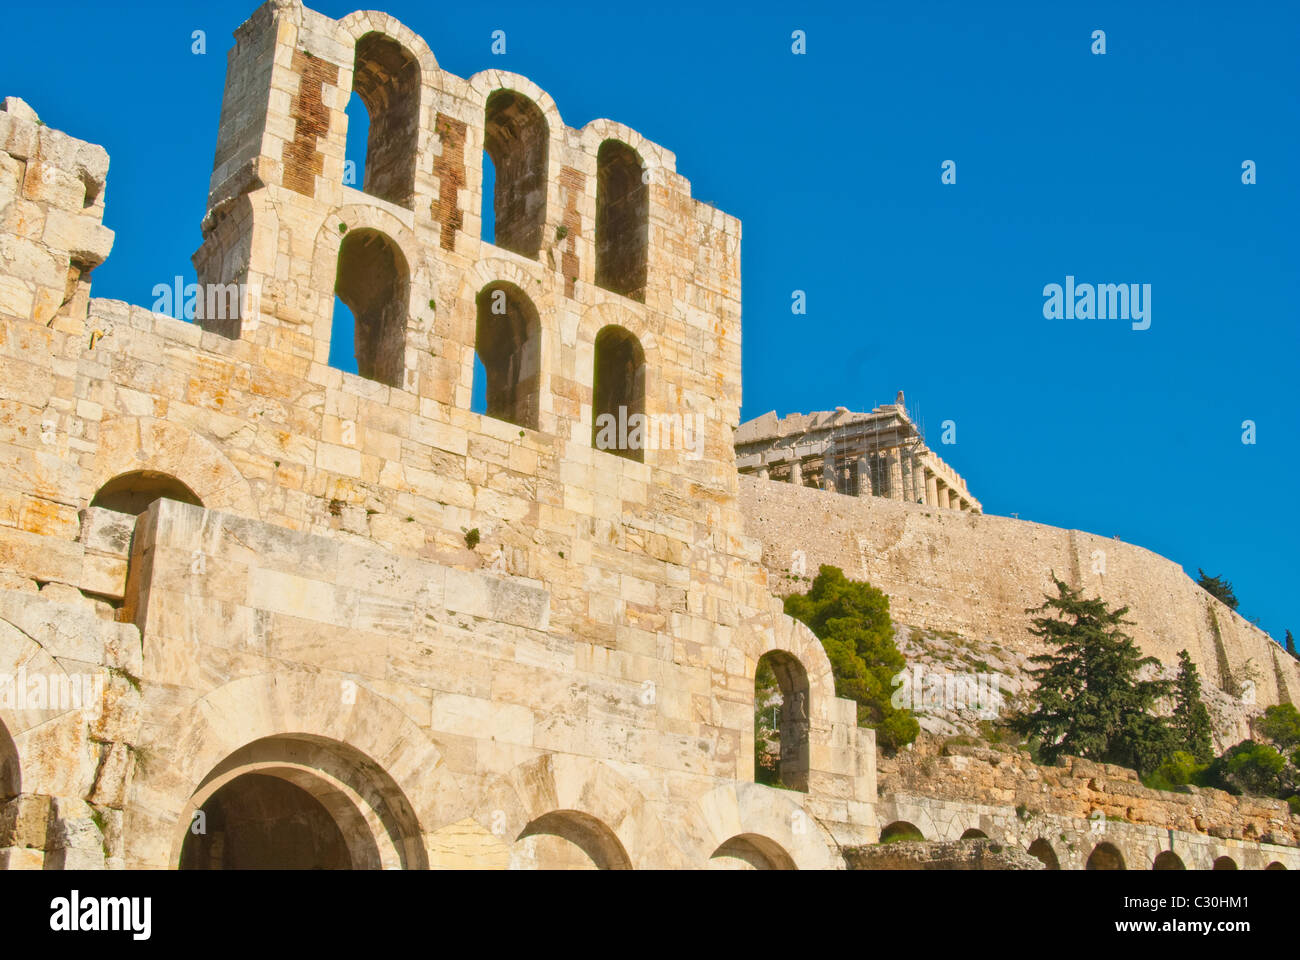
<box><xmin>576</xmin><ymin>301</ymin><xmax>662</xmax><ymax>463</ymax></box>
<box><xmin>466</xmin><ymin>72</ymin><xmax>565</xmax><ymax>254</ymax></box>
<box><xmin>91</xmin><ymin>417</ymin><xmax>257</xmax><ymax>518</ymax></box>
<box><xmin>875</xmin><ymin>801</ymin><xmax>942</xmax><ymax>843</ymax></box>
<box><xmin>473</xmin><ymin>753</ymin><xmax>665</xmax><ymax>869</ymax></box>
<box><xmin>466</xmin><ymin>70</ymin><xmax>567</xmax><ymax>153</ymax></box>
<box><xmin>450</xmin><ymin>258</ymin><xmax>556</xmax><ymax>422</ymax></box>
<box><xmin>745</xmin><ymin>608</ymin><xmax>839</xmax><ymax>729</ymax></box>
<box><xmin>579</xmin><ymin>119</ymin><xmax>676</xmax><ymax>185</ymax></box>
<box><xmin>692</xmin><ymin>782</ymin><xmax>839</xmax><ymax>870</ymax></box>
<box><xmin>133</xmin><ymin>672</ymin><xmax>446</xmax><ymax>870</ymax></box>
<box><xmin>335</xmin><ymin>10</ymin><xmax>441</xmax><ymax>80</ymax></box>
<box><xmin>310</xmin><ymin>203</ymin><xmax>432</xmax><ymax>394</ymax></box>
<box><xmin>0</xmin><ymin>617</ymin><xmax>97</xmax><ymax>802</ymax></box>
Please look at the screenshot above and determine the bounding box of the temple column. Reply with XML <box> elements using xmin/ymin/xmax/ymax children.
<box><xmin>911</xmin><ymin>455</ymin><xmax>926</xmax><ymax>502</ymax></box>
<box><xmin>938</xmin><ymin>483</ymin><xmax>950</xmax><ymax>509</ymax></box>
<box><xmin>899</xmin><ymin>455</ymin><xmax>913</xmax><ymax>504</ymax></box>
<box><xmin>856</xmin><ymin>457</ymin><xmax>872</xmax><ymax>497</ymax></box>
<box><xmin>925</xmin><ymin>471</ymin><xmax>938</xmax><ymax>507</ymax></box>
<box><xmin>789</xmin><ymin>460</ymin><xmax>802</xmax><ymax>486</ymax></box>
<box><xmin>888</xmin><ymin>449</ymin><xmax>903</xmax><ymax>501</ymax></box>
<box><xmin>757</xmin><ymin>466</ymin><xmax>769</xmax><ymax>480</ymax></box>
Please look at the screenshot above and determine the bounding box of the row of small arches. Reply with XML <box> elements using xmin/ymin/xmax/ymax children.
<box><xmin>346</xmin><ymin>32</ymin><xmax>649</xmax><ymax>301</ymax></box>
<box><xmin>878</xmin><ymin>821</ymin><xmax>1288</xmax><ymax>870</ymax></box>
<box><xmin>332</xmin><ymin>238</ymin><xmax>648</xmax><ymax>462</ymax></box>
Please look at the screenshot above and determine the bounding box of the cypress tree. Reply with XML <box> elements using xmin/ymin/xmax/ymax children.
<box><xmin>1170</xmin><ymin>649</ymin><xmax>1214</xmax><ymax>763</ymax></box>
<box><xmin>1013</xmin><ymin>576</ymin><xmax>1174</xmax><ymax>773</ymax></box>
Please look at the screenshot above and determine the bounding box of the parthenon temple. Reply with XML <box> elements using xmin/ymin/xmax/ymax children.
<box><xmin>735</xmin><ymin>392</ymin><xmax>981</xmax><ymax>513</ymax></box>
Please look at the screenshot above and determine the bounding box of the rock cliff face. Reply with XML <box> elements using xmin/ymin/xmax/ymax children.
<box><xmin>740</xmin><ymin>475</ymin><xmax>1297</xmax><ymax>730</ymax></box>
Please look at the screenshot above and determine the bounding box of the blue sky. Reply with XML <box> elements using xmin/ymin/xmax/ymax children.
<box><xmin>3</xmin><ymin>1</ymin><xmax>1296</xmax><ymax>644</ymax></box>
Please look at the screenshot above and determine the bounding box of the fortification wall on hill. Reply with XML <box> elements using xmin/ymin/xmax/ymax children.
<box><xmin>739</xmin><ymin>475</ymin><xmax>1299</xmax><ymax>709</ymax></box>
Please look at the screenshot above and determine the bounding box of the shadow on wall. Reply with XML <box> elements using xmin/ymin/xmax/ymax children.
<box><xmin>0</xmin><ymin>718</ymin><xmax>18</xmax><ymax>799</ymax></box>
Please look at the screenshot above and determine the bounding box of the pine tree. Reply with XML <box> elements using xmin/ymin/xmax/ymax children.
<box><xmin>1197</xmin><ymin>569</ymin><xmax>1239</xmax><ymax>611</ymax></box>
<box><xmin>1286</xmin><ymin>629</ymin><xmax>1298</xmax><ymax>662</ymax></box>
<box><xmin>1170</xmin><ymin>650</ymin><xmax>1214</xmax><ymax>763</ymax></box>
<box><xmin>784</xmin><ymin>565</ymin><xmax>919</xmax><ymax>751</ymax></box>
<box><xmin>1013</xmin><ymin>576</ymin><xmax>1174</xmax><ymax>772</ymax></box>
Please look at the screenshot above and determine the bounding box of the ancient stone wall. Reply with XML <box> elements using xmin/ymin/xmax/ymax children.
<box><xmin>0</xmin><ymin>2</ymin><xmax>873</xmax><ymax>870</ymax></box>
<box><xmin>740</xmin><ymin>475</ymin><xmax>1299</xmax><ymax>709</ymax></box>
<box><xmin>872</xmin><ymin>734</ymin><xmax>1299</xmax><ymax>870</ymax></box>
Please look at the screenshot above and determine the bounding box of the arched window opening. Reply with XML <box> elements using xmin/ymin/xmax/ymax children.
<box><xmin>474</xmin><ymin>282</ymin><xmax>541</xmax><ymax>430</ymax></box>
<box><xmin>514</xmin><ymin>810</ymin><xmax>631</xmax><ymax>870</ymax></box>
<box><xmin>595</xmin><ymin>140</ymin><xmax>648</xmax><ymax>302</ymax></box>
<box><xmin>1265</xmin><ymin>861</ymin><xmax>1287</xmax><ymax>870</ymax></box>
<box><xmin>91</xmin><ymin>471</ymin><xmax>203</xmax><ymax>516</ymax></box>
<box><xmin>1086</xmin><ymin>842</ymin><xmax>1125</xmax><ymax>870</ymax></box>
<box><xmin>348</xmin><ymin>32</ymin><xmax>420</xmax><ymax>209</ymax></box>
<box><xmin>1152</xmin><ymin>850</ymin><xmax>1185</xmax><ymax>870</ymax></box>
<box><xmin>1027</xmin><ymin>838</ymin><xmax>1060</xmax><ymax>870</ymax></box>
<box><xmin>1212</xmin><ymin>855</ymin><xmax>1238</xmax><ymax>870</ymax></box>
<box><xmin>333</xmin><ymin>228</ymin><xmax>408</xmax><ymax>388</ymax></box>
<box><xmin>180</xmin><ymin>773</ymin><xmax>356</xmax><ymax>870</ymax></box>
<box><xmin>591</xmin><ymin>325</ymin><xmax>645</xmax><ymax>463</ymax></box>
<box><xmin>174</xmin><ymin>735</ymin><xmax>426</xmax><ymax>870</ymax></box>
<box><xmin>708</xmin><ymin>835</ymin><xmax>796</xmax><ymax>870</ymax></box>
<box><xmin>879</xmin><ymin>821</ymin><xmax>925</xmax><ymax>843</ymax></box>
<box><xmin>753</xmin><ymin>650</ymin><xmax>810</xmax><ymax>792</ymax></box>
<box><xmin>960</xmin><ymin>828</ymin><xmax>988</xmax><ymax>840</ymax></box>
<box><xmin>483</xmin><ymin>90</ymin><xmax>548</xmax><ymax>259</ymax></box>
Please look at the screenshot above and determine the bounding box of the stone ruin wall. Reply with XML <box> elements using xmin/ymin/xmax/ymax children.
<box><xmin>0</xmin><ymin>0</ymin><xmax>875</xmax><ymax>870</ymax></box>
<box><xmin>881</xmin><ymin>733</ymin><xmax>1300</xmax><ymax>848</ymax></box>
<box><xmin>739</xmin><ymin>475</ymin><xmax>1300</xmax><ymax>714</ymax></box>
<box><xmin>873</xmin><ymin>733</ymin><xmax>1300</xmax><ymax>870</ymax></box>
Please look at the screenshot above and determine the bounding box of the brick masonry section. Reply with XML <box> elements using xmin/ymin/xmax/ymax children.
<box><xmin>282</xmin><ymin>51</ymin><xmax>339</xmax><ymax>199</ymax></box>
<box><xmin>433</xmin><ymin>113</ymin><xmax>466</xmax><ymax>251</ymax></box>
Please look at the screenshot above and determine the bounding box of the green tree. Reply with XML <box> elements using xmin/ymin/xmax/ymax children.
<box><xmin>1211</xmin><ymin>741</ymin><xmax>1287</xmax><ymax>796</ymax></box>
<box><xmin>1145</xmin><ymin>750</ymin><xmax>1212</xmax><ymax>792</ymax></box>
<box><xmin>1256</xmin><ymin>703</ymin><xmax>1300</xmax><ymax>752</ymax></box>
<box><xmin>784</xmin><ymin>565</ymin><xmax>918</xmax><ymax>752</ymax></box>
<box><xmin>1170</xmin><ymin>650</ymin><xmax>1214</xmax><ymax>763</ymax></box>
<box><xmin>1012</xmin><ymin>576</ymin><xmax>1174</xmax><ymax>773</ymax></box>
<box><xmin>1286</xmin><ymin>630</ymin><xmax>1298</xmax><ymax>661</ymax></box>
<box><xmin>1197</xmin><ymin>569</ymin><xmax>1238</xmax><ymax>611</ymax></box>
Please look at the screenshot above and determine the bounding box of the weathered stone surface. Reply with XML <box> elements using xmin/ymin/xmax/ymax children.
<box><xmin>846</xmin><ymin>838</ymin><xmax>1044</xmax><ymax>870</ymax></box>
<box><xmin>0</xmin><ymin>0</ymin><xmax>1289</xmax><ymax>873</ymax></box>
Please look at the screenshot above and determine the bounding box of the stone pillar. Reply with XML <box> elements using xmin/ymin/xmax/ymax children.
<box><xmin>790</xmin><ymin>460</ymin><xmax>802</xmax><ymax>486</ymax></box>
<box><xmin>856</xmin><ymin>458</ymin><xmax>872</xmax><ymax>497</ymax></box>
<box><xmin>925</xmin><ymin>471</ymin><xmax>938</xmax><ymax>507</ymax></box>
<box><xmin>757</xmin><ymin>466</ymin><xmax>769</xmax><ymax>480</ymax></box>
<box><xmin>937</xmin><ymin>483</ymin><xmax>950</xmax><ymax>509</ymax></box>
<box><xmin>899</xmin><ymin>455</ymin><xmax>912</xmax><ymax>504</ymax></box>
<box><xmin>888</xmin><ymin>450</ymin><xmax>903</xmax><ymax>501</ymax></box>
<box><xmin>911</xmin><ymin>456</ymin><xmax>926</xmax><ymax>503</ymax></box>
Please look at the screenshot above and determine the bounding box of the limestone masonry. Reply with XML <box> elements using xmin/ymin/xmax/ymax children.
<box><xmin>0</xmin><ymin>0</ymin><xmax>1292</xmax><ymax>870</ymax></box>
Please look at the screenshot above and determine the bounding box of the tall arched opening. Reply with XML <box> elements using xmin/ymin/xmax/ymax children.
<box><xmin>333</xmin><ymin>228</ymin><xmax>409</xmax><ymax>388</ymax></box>
<box><xmin>753</xmin><ymin>649</ymin><xmax>810</xmax><ymax>792</ymax></box>
<box><xmin>474</xmin><ymin>281</ymin><xmax>541</xmax><ymax>430</ymax></box>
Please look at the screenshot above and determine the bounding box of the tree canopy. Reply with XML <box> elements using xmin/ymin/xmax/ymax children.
<box><xmin>783</xmin><ymin>565</ymin><xmax>918</xmax><ymax>752</ymax></box>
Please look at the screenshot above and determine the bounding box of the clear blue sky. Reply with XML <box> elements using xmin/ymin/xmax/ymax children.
<box><xmin>3</xmin><ymin>1</ymin><xmax>1296</xmax><ymax>644</ymax></box>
